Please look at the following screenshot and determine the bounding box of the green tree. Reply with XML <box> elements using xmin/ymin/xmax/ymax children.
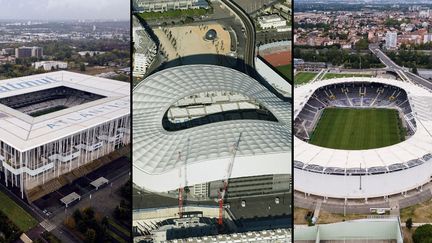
<box><xmin>413</xmin><ymin>224</ymin><xmax>432</xmax><ymax>243</ymax></box>
<box><xmin>85</xmin><ymin>228</ymin><xmax>96</xmax><ymax>243</ymax></box>
<box><xmin>80</xmin><ymin>63</ymin><xmax>86</xmax><ymax>72</ymax></box>
<box><xmin>406</xmin><ymin>218</ymin><xmax>413</xmax><ymax>230</ymax></box>
<box><xmin>355</xmin><ymin>38</ymin><xmax>369</xmax><ymax>51</ymax></box>
<box><xmin>412</xmin><ymin>66</ymin><xmax>418</xmax><ymax>75</ymax></box>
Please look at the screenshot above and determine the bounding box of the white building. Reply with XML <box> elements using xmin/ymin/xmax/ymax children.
<box><xmin>33</xmin><ymin>61</ymin><xmax>68</xmax><ymax>71</ymax></box>
<box><xmin>133</xmin><ymin>65</ymin><xmax>291</xmax><ymax>192</ymax></box>
<box><xmin>78</xmin><ymin>51</ymin><xmax>105</xmax><ymax>57</ymax></box>
<box><xmin>0</xmin><ymin>71</ymin><xmax>130</xmax><ymax>199</ymax></box>
<box><xmin>424</xmin><ymin>33</ymin><xmax>432</xmax><ymax>43</ymax></box>
<box><xmin>258</xmin><ymin>15</ymin><xmax>287</xmax><ymax>29</ymax></box>
<box><xmin>133</xmin><ymin>16</ymin><xmax>157</xmax><ymax>77</ymax></box>
<box><xmin>385</xmin><ymin>31</ymin><xmax>397</xmax><ymax>49</ymax></box>
<box><xmin>419</xmin><ymin>9</ymin><xmax>430</xmax><ymax>18</ymax></box>
<box><xmin>133</xmin><ymin>0</ymin><xmax>209</xmax><ymax>12</ymax></box>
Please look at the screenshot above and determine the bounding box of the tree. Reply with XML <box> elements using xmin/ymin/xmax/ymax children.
<box><xmin>184</xmin><ymin>186</ymin><xmax>190</xmax><ymax>194</ymax></box>
<box><xmin>413</xmin><ymin>224</ymin><xmax>432</xmax><ymax>243</ymax></box>
<box><xmin>80</xmin><ymin>63</ymin><xmax>86</xmax><ymax>72</ymax></box>
<box><xmin>83</xmin><ymin>207</ymin><xmax>95</xmax><ymax>220</ymax></box>
<box><xmin>406</xmin><ymin>218</ymin><xmax>413</xmax><ymax>230</ymax></box>
<box><xmin>412</xmin><ymin>66</ymin><xmax>418</xmax><ymax>75</ymax></box>
<box><xmin>85</xmin><ymin>229</ymin><xmax>96</xmax><ymax>243</ymax></box>
<box><xmin>355</xmin><ymin>38</ymin><xmax>369</xmax><ymax>51</ymax></box>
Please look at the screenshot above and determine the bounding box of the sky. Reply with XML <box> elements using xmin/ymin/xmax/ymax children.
<box><xmin>0</xmin><ymin>0</ymin><xmax>130</xmax><ymax>20</ymax></box>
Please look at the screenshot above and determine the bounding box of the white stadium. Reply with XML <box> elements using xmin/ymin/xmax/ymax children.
<box><xmin>133</xmin><ymin>65</ymin><xmax>291</xmax><ymax>192</ymax></box>
<box><xmin>0</xmin><ymin>71</ymin><xmax>130</xmax><ymax>198</ymax></box>
<box><xmin>294</xmin><ymin>77</ymin><xmax>432</xmax><ymax>200</ymax></box>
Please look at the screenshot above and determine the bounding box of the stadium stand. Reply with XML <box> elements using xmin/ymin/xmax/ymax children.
<box><xmin>294</xmin><ymin>82</ymin><xmax>416</xmax><ymax>142</ymax></box>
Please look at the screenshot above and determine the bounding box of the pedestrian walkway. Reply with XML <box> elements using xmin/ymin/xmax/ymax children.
<box><xmin>389</xmin><ymin>200</ymin><xmax>400</xmax><ymax>216</ymax></box>
<box><xmin>40</xmin><ymin>219</ymin><xmax>56</xmax><ymax>232</ymax></box>
<box><xmin>313</xmin><ymin>200</ymin><xmax>322</xmax><ymax>219</ymax></box>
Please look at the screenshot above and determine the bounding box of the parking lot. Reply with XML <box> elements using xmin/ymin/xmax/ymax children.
<box><xmin>33</xmin><ymin>156</ymin><xmax>130</xmax><ymax>217</ymax></box>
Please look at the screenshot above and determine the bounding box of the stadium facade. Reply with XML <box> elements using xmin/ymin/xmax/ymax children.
<box><xmin>0</xmin><ymin>71</ymin><xmax>130</xmax><ymax>198</ymax></box>
<box><xmin>133</xmin><ymin>0</ymin><xmax>209</xmax><ymax>12</ymax></box>
<box><xmin>294</xmin><ymin>77</ymin><xmax>432</xmax><ymax>200</ymax></box>
<box><xmin>133</xmin><ymin>65</ymin><xmax>291</xmax><ymax>192</ymax></box>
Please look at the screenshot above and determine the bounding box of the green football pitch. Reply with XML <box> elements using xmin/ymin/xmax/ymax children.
<box><xmin>309</xmin><ymin>108</ymin><xmax>406</xmax><ymax>150</ymax></box>
<box><xmin>294</xmin><ymin>72</ymin><xmax>317</xmax><ymax>85</ymax></box>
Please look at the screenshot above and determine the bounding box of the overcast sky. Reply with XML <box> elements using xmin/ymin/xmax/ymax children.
<box><xmin>0</xmin><ymin>0</ymin><xmax>129</xmax><ymax>20</ymax></box>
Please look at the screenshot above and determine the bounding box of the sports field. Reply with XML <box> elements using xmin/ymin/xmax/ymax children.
<box><xmin>276</xmin><ymin>64</ymin><xmax>292</xmax><ymax>81</ymax></box>
<box><xmin>322</xmin><ymin>73</ymin><xmax>372</xmax><ymax>80</ymax></box>
<box><xmin>294</xmin><ymin>72</ymin><xmax>317</xmax><ymax>85</ymax></box>
<box><xmin>310</xmin><ymin>108</ymin><xmax>405</xmax><ymax>150</ymax></box>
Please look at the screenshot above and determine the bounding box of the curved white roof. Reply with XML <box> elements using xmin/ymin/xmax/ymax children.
<box><xmin>295</xmin><ymin>77</ymin><xmax>432</xmax><ymax>198</ymax></box>
<box><xmin>133</xmin><ymin>65</ymin><xmax>291</xmax><ymax>192</ymax></box>
<box><xmin>294</xmin><ymin>77</ymin><xmax>432</xmax><ymax>170</ymax></box>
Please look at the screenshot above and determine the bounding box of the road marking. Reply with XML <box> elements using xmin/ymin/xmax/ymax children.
<box><xmin>40</xmin><ymin>219</ymin><xmax>57</xmax><ymax>231</ymax></box>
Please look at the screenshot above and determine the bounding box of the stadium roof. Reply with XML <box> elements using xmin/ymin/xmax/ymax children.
<box><xmin>255</xmin><ymin>57</ymin><xmax>291</xmax><ymax>98</ymax></box>
<box><xmin>0</xmin><ymin>71</ymin><xmax>130</xmax><ymax>151</ymax></box>
<box><xmin>294</xmin><ymin>77</ymin><xmax>432</xmax><ymax>198</ymax></box>
<box><xmin>295</xmin><ymin>77</ymin><xmax>432</xmax><ymax>170</ymax></box>
<box><xmin>133</xmin><ymin>65</ymin><xmax>291</xmax><ymax>192</ymax></box>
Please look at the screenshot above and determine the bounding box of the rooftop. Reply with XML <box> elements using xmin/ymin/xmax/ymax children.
<box><xmin>0</xmin><ymin>71</ymin><xmax>130</xmax><ymax>151</ymax></box>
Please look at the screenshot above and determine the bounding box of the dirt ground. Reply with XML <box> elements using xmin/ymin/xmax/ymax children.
<box><xmin>294</xmin><ymin>207</ymin><xmax>309</xmax><ymax>224</ymax></box>
<box><xmin>400</xmin><ymin>199</ymin><xmax>432</xmax><ymax>223</ymax></box>
<box><xmin>154</xmin><ymin>23</ymin><xmax>232</xmax><ymax>61</ymax></box>
<box><xmin>261</xmin><ymin>51</ymin><xmax>291</xmax><ymax>67</ymax></box>
<box><xmin>317</xmin><ymin>210</ymin><xmax>369</xmax><ymax>224</ymax></box>
<box><xmin>294</xmin><ymin>207</ymin><xmax>369</xmax><ymax>225</ymax></box>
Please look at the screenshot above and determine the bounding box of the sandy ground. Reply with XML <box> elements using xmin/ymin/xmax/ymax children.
<box><xmin>154</xmin><ymin>23</ymin><xmax>232</xmax><ymax>61</ymax></box>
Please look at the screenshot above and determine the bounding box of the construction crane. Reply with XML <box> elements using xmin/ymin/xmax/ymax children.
<box><xmin>177</xmin><ymin>151</ymin><xmax>184</xmax><ymax>218</ymax></box>
<box><xmin>178</xmin><ymin>138</ymin><xmax>190</xmax><ymax>218</ymax></box>
<box><xmin>218</xmin><ymin>132</ymin><xmax>243</xmax><ymax>226</ymax></box>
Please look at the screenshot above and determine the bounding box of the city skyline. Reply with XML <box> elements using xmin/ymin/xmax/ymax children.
<box><xmin>0</xmin><ymin>0</ymin><xmax>130</xmax><ymax>20</ymax></box>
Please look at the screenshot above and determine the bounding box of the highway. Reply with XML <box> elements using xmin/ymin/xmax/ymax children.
<box><xmin>221</xmin><ymin>0</ymin><xmax>256</xmax><ymax>71</ymax></box>
<box><xmin>369</xmin><ymin>44</ymin><xmax>432</xmax><ymax>91</ymax></box>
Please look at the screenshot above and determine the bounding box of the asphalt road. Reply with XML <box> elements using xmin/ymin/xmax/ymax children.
<box><xmin>232</xmin><ymin>0</ymin><xmax>279</xmax><ymax>14</ymax></box>
<box><xmin>222</xmin><ymin>0</ymin><xmax>256</xmax><ymax>71</ymax></box>
<box><xmin>370</xmin><ymin>44</ymin><xmax>432</xmax><ymax>90</ymax></box>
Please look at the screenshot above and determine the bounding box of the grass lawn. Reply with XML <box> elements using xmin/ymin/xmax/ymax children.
<box><xmin>276</xmin><ymin>64</ymin><xmax>292</xmax><ymax>81</ymax></box>
<box><xmin>322</xmin><ymin>73</ymin><xmax>372</xmax><ymax>80</ymax></box>
<box><xmin>294</xmin><ymin>72</ymin><xmax>318</xmax><ymax>85</ymax></box>
<box><xmin>310</xmin><ymin>108</ymin><xmax>405</xmax><ymax>150</ymax></box>
<box><xmin>0</xmin><ymin>190</ymin><xmax>38</xmax><ymax>231</ymax></box>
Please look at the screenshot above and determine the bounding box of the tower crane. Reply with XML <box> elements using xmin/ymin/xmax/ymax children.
<box><xmin>178</xmin><ymin>138</ymin><xmax>189</xmax><ymax>218</ymax></box>
<box><xmin>218</xmin><ymin>132</ymin><xmax>242</xmax><ymax>225</ymax></box>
